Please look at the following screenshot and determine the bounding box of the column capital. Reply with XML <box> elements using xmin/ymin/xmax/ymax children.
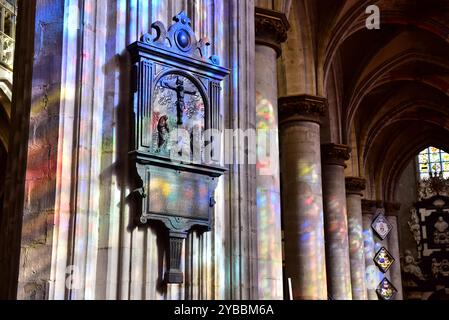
<box><xmin>362</xmin><ymin>199</ymin><xmax>386</xmax><ymax>215</ymax></box>
<box><xmin>345</xmin><ymin>177</ymin><xmax>366</xmax><ymax>195</ymax></box>
<box><xmin>384</xmin><ymin>202</ymin><xmax>401</xmax><ymax>217</ymax></box>
<box><xmin>255</xmin><ymin>7</ymin><xmax>290</xmax><ymax>57</ymax></box>
<box><xmin>278</xmin><ymin>94</ymin><xmax>327</xmax><ymax>124</ymax></box>
<box><xmin>361</xmin><ymin>199</ymin><xmax>381</xmax><ymax>215</ymax></box>
<box><xmin>321</xmin><ymin>143</ymin><xmax>351</xmax><ymax>167</ymax></box>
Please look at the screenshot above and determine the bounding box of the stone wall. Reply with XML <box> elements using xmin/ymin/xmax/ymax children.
<box><xmin>396</xmin><ymin>159</ymin><xmax>419</xmax><ymax>260</ymax></box>
<box><xmin>2</xmin><ymin>0</ymin><xmax>259</xmax><ymax>300</ymax></box>
<box><xmin>17</xmin><ymin>0</ymin><xmax>64</xmax><ymax>300</ymax></box>
<box><xmin>0</xmin><ymin>0</ymin><xmax>38</xmax><ymax>299</ymax></box>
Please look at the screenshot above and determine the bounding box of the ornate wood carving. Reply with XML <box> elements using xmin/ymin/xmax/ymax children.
<box><xmin>403</xmin><ymin>196</ymin><xmax>449</xmax><ymax>291</ymax></box>
<box><xmin>127</xmin><ymin>12</ymin><xmax>229</xmax><ymax>284</ymax></box>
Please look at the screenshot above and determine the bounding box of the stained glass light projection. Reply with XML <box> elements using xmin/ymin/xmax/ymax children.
<box><xmin>418</xmin><ymin>147</ymin><xmax>449</xmax><ymax>179</ymax></box>
<box><xmin>376</xmin><ymin>278</ymin><xmax>397</xmax><ymax>300</ymax></box>
<box><xmin>374</xmin><ymin>247</ymin><xmax>395</xmax><ymax>273</ymax></box>
<box><xmin>371</xmin><ymin>214</ymin><xmax>393</xmax><ymax>240</ymax></box>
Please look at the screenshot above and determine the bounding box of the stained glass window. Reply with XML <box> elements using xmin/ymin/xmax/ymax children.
<box><xmin>417</xmin><ymin>147</ymin><xmax>449</xmax><ymax>179</ymax></box>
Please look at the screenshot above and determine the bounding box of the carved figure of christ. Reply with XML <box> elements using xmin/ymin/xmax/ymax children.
<box><xmin>161</xmin><ymin>78</ymin><xmax>197</xmax><ymax>125</ymax></box>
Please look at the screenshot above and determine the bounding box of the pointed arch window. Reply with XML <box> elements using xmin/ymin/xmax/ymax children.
<box><xmin>417</xmin><ymin>146</ymin><xmax>449</xmax><ymax>180</ymax></box>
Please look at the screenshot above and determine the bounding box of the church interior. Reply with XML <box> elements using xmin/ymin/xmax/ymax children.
<box><xmin>0</xmin><ymin>0</ymin><xmax>449</xmax><ymax>300</ymax></box>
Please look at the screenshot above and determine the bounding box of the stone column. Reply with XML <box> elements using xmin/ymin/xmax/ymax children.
<box><xmin>279</xmin><ymin>95</ymin><xmax>328</xmax><ymax>300</ymax></box>
<box><xmin>0</xmin><ymin>7</ymin><xmax>5</xmax><ymax>33</ymax></box>
<box><xmin>254</xmin><ymin>7</ymin><xmax>290</xmax><ymax>300</ymax></box>
<box><xmin>385</xmin><ymin>202</ymin><xmax>404</xmax><ymax>300</ymax></box>
<box><xmin>345</xmin><ymin>177</ymin><xmax>367</xmax><ymax>300</ymax></box>
<box><xmin>0</xmin><ymin>0</ymin><xmax>37</xmax><ymax>299</ymax></box>
<box><xmin>321</xmin><ymin>144</ymin><xmax>352</xmax><ymax>300</ymax></box>
<box><xmin>361</xmin><ymin>200</ymin><xmax>379</xmax><ymax>300</ymax></box>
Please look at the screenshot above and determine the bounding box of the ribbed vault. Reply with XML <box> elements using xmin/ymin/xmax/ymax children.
<box><xmin>314</xmin><ymin>0</ymin><xmax>449</xmax><ymax>200</ymax></box>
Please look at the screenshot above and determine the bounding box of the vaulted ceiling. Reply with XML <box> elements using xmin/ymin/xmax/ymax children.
<box><xmin>316</xmin><ymin>0</ymin><xmax>449</xmax><ymax>200</ymax></box>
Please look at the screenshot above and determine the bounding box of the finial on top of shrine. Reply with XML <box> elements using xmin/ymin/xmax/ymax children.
<box><xmin>173</xmin><ymin>11</ymin><xmax>192</xmax><ymax>26</ymax></box>
<box><xmin>139</xmin><ymin>11</ymin><xmax>220</xmax><ymax>65</ymax></box>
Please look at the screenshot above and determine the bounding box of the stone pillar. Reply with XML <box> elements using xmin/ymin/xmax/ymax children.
<box><xmin>279</xmin><ymin>95</ymin><xmax>328</xmax><ymax>300</ymax></box>
<box><xmin>0</xmin><ymin>7</ymin><xmax>5</xmax><ymax>33</ymax></box>
<box><xmin>361</xmin><ymin>200</ymin><xmax>379</xmax><ymax>300</ymax></box>
<box><xmin>11</xmin><ymin>14</ymin><xmax>16</xmax><ymax>40</ymax></box>
<box><xmin>345</xmin><ymin>177</ymin><xmax>367</xmax><ymax>300</ymax></box>
<box><xmin>254</xmin><ymin>7</ymin><xmax>290</xmax><ymax>300</ymax></box>
<box><xmin>321</xmin><ymin>144</ymin><xmax>352</xmax><ymax>300</ymax></box>
<box><xmin>385</xmin><ymin>202</ymin><xmax>404</xmax><ymax>300</ymax></box>
<box><xmin>0</xmin><ymin>0</ymin><xmax>37</xmax><ymax>299</ymax></box>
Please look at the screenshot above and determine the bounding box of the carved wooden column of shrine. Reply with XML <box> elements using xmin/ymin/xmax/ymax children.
<box><xmin>385</xmin><ymin>202</ymin><xmax>404</xmax><ymax>300</ymax></box>
<box><xmin>127</xmin><ymin>12</ymin><xmax>229</xmax><ymax>285</ymax></box>
<box><xmin>321</xmin><ymin>144</ymin><xmax>352</xmax><ymax>300</ymax></box>
<box><xmin>254</xmin><ymin>7</ymin><xmax>290</xmax><ymax>300</ymax></box>
<box><xmin>279</xmin><ymin>95</ymin><xmax>328</xmax><ymax>300</ymax></box>
<box><xmin>362</xmin><ymin>200</ymin><xmax>380</xmax><ymax>300</ymax></box>
<box><xmin>345</xmin><ymin>177</ymin><xmax>368</xmax><ymax>300</ymax></box>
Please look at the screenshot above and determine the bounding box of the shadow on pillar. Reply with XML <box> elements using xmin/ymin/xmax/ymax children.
<box><xmin>115</xmin><ymin>48</ymin><xmax>167</xmax><ymax>297</ymax></box>
<box><xmin>0</xmin><ymin>0</ymin><xmax>36</xmax><ymax>300</ymax></box>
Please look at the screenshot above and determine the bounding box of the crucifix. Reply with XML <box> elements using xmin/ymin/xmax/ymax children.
<box><xmin>161</xmin><ymin>77</ymin><xmax>197</xmax><ymax>126</ymax></box>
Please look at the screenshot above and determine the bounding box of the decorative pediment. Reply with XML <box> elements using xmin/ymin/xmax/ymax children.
<box><xmin>139</xmin><ymin>11</ymin><xmax>220</xmax><ymax>65</ymax></box>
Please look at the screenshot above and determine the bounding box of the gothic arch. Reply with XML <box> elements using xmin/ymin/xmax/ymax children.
<box><xmin>279</xmin><ymin>0</ymin><xmax>318</xmax><ymax>96</ymax></box>
<box><xmin>312</xmin><ymin>0</ymin><xmax>449</xmax><ymax>201</ymax></box>
<box><xmin>384</xmin><ymin>136</ymin><xmax>449</xmax><ymax>202</ymax></box>
<box><xmin>322</xmin><ymin>0</ymin><xmax>449</xmax><ymax>90</ymax></box>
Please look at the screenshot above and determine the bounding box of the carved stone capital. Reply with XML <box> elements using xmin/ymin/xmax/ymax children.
<box><xmin>362</xmin><ymin>199</ymin><xmax>378</xmax><ymax>215</ymax></box>
<box><xmin>384</xmin><ymin>202</ymin><xmax>401</xmax><ymax>217</ymax></box>
<box><xmin>345</xmin><ymin>177</ymin><xmax>366</xmax><ymax>196</ymax></box>
<box><xmin>362</xmin><ymin>199</ymin><xmax>386</xmax><ymax>215</ymax></box>
<box><xmin>278</xmin><ymin>94</ymin><xmax>327</xmax><ymax>124</ymax></box>
<box><xmin>321</xmin><ymin>143</ymin><xmax>351</xmax><ymax>167</ymax></box>
<box><xmin>255</xmin><ymin>7</ymin><xmax>290</xmax><ymax>57</ymax></box>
